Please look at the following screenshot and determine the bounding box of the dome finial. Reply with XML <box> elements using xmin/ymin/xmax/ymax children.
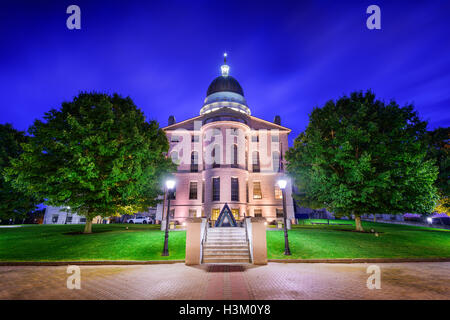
<box><xmin>221</xmin><ymin>52</ymin><xmax>229</xmax><ymax>77</ymax></box>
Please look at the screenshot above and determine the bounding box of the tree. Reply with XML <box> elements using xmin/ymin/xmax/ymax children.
<box><xmin>6</xmin><ymin>93</ymin><xmax>174</xmax><ymax>233</ymax></box>
<box><xmin>425</xmin><ymin>127</ymin><xmax>449</xmax><ymax>214</ymax></box>
<box><xmin>286</xmin><ymin>91</ymin><xmax>438</xmax><ymax>231</ymax></box>
<box><xmin>0</xmin><ymin>124</ymin><xmax>42</xmax><ymax>222</ymax></box>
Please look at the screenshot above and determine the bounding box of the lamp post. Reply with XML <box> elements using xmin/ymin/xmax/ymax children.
<box><xmin>162</xmin><ymin>179</ymin><xmax>176</xmax><ymax>256</ymax></box>
<box><xmin>277</xmin><ymin>178</ymin><xmax>291</xmax><ymax>256</ymax></box>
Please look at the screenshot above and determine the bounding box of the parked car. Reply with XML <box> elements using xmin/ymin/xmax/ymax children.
<box><xmin>427</xmin><ymin>216</ymin><xmax>450</xmax><ymax>226</ymax></box>
<box><xmin>128</xmin><ymin>216</ymin><xmax>152</xmax><ymax>224</ymax></box>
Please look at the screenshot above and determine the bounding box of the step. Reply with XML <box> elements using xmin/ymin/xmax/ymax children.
<box><xmin>206</xmin><ymin>236</ymin><xmax>247</xmax><ymax>240</ymax></box>
<box><xmin>203</xmin><ymin>257</ymin><xmax>250</xmax><ymax>263</ymax></box>
<box><xmin>204</xmin><ymin>249</ymin><xmax>249</xmax><ymax>254</ymax></box>
<box><xmin>203</xmin><ymin>252</ymin><xmax>250</xmax><ymax>257</ymax></box>
<box><xmin>203</xmin><ymin>244</ymin><xmax>249</xmax><ymax>249</ymax></box>
<box><xmin>205</xmin><ymin>242</ymin><xmax>248</xmax><ymax>246</ymax></box>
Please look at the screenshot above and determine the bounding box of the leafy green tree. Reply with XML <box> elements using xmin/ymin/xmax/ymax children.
<box><xmin>425</xmin><ymin>127</ymin><xmax>449</xmax><ymax>213</ymax></box>
<box><xmin>6</xmin><ymin>93</ymin><xmax>174</xmax><ymax>233</ymax></box>
<box><xmin>286</xmin><ymin>91</ymin><xmax>438</xmax><ymax>231</ymax></box>
<box><xmin>0</xmin><ymin>124</ymin><xmax>42</xmax><ymax>222</ymax></box>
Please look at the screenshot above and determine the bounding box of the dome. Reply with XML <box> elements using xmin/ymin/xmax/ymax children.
<box><xmin>206</xmin><ymin>75</ymin><xmax>244</xmax><ymax>96</ymax></box>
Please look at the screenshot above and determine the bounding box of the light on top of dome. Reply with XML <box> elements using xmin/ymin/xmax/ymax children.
<box><xmin>221</xmin><ymin>52</ymin><xmax>229</xmax><ymax>76</ymax></box>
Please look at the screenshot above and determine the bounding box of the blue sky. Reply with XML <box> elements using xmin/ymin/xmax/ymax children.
<box><xmin>0</xmin><ymin>0</ymin><xmax>449</xmax><ymax>145</ymax></box>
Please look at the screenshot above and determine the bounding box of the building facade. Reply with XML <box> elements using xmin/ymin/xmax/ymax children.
<box><xmin>156</xmin><ymin>55</ymin><xmax>295</xmax><ymax>225</ymax></box>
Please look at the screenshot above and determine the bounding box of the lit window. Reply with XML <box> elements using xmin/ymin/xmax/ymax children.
<box><xmin>254</xmin><ymin>209</ymin><xmax>262</xmax><ymax>217</ymax></box>
<box><xmin>211</xmin><ymin>208</ymin><xmax>220</xmax><ymax>221</ymax></box>
<box><xmin>189</xmin><ymin>209</ymin><xmax>197</xmax><ymax>217</ymax></box>
<box><xmin>275</xmin><ymin>185</ymin><xmax>283</xmax><ymax>199</ymax></box>
<box><xmin>253</xmin><ymin>181</ymin><xmax>262</xmax><ymax>199</ymax></box>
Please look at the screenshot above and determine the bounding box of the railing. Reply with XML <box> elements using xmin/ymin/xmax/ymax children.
<box><xmin>200</xmin><ymin>218</ymin><xmax>209</xmax><ymax>263</ymax></box>
<box><xmin>243</xmin><ymin>212</ymin><xmax>252</xmax><ymax>263</ymax></box>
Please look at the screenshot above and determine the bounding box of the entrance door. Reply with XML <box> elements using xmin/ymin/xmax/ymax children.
<box><xmin>214</xmin><ymin>203</ymin><xmax>238</xmax><ymax>227</ymax></box>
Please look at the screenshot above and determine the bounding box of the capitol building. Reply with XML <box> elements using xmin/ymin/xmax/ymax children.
<box><xmin>155</xmin><ymin>54</ymin><xmax>295</xmax><ymax>225</ymax></box>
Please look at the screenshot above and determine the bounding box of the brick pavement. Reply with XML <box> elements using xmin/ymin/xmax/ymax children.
<box><xmin>0</xmin><ymin>262</ymin><xmax>448</xmax><ymax>300</ymax></box>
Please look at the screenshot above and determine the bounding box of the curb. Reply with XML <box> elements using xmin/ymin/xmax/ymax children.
<box><xmin>0</xmin><ymin>260</ymin><xmax>185</xmax><ymax>266</ymax></box>
<box><xmin>268</xmin><ymin>258</ymin><xmax>450</xmax><ymax>263</ymax></box>
<box><xmin>1</xmin><ymin>258</ymin><xmax>449</xmax><ymax>266</ymax></box>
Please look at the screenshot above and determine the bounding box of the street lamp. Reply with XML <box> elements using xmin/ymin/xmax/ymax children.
<box><xmin>162</xmin><ymin>179</ymin><xmax>176</xmax><ymax>256</ymax></box>
<box><xmin>277</xmin><ymin>178</ymin><xmax>291</xmax><ymax>255</ymax></box>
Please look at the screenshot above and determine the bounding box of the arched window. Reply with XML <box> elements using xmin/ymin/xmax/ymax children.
<box><xmin>231</xmin><ymin>144</ymin><xmax>238</xmax><ymax>168</ymax></box>
<box><xmin>252</xmin><ymin>151</ymin><xmax>260</xmax><ymax>172</ymax></box>
<box><xmin>272</xmin><ymin>151</ymin><xmax>280</xmax><ymax>172</ymax></box>
<box><xmin>170</xmin><ymin>151</ymin><xmax>180</xmax><ymax>165</ymax></box>
<box><xmin>190</xmin><ymin>151</ymin><xmax>198</xmax><ymax>172</ymax></box>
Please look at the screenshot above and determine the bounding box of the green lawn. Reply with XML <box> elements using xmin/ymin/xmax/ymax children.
<box><xmin>267</xmin><ymin>219</ymin><xmax>450</xmax><ymax>259</ymax></box>
<box><xmin>0</xmin><ymin>224</ymin><xmax>185</xmax><ymax>262</ymax></box>
<box><xmin>1</xmin><ymin>220</ymin><xmax>449</xmax><ymax>262</ymax></box>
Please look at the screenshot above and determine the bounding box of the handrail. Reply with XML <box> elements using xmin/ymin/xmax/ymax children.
<box><xmin>200</xmin><ymin>218</ymin><xmax>209</xmax><ymax>264</ymax></box>
<box><xmin>243</xmin><ymin>212</ymin><xmax>252</xmax><ymax>263</ymax></box>
<box><xmin>243</xmin><ymin>212</ymin><xmax>248</xmax><ymax>243</ymax></box>
<box><xmin>201</xmin><ymin>218</ymin><xmax>209</xmax><ymax>245</ymax></box>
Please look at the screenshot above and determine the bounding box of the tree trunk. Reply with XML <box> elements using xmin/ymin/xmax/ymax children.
<box><xmin>373</xmin><ymin>215</ymin><xmax>377</xmax><ymax>222</ymax></box>
<box><xmin>355</xmin><ymin>216</ymin><xmax>364</xmax><ymax>232</ymax></box>
<box><xmin>83</xmin><ymin>219</ymin><xmax>93</xmax><ymax>234</ymax></box>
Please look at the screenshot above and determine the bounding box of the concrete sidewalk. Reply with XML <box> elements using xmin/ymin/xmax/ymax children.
<box><xmin>0</xmin><ymin>262</ymin><xmax>448</xmax><ymax>300</ymax></box>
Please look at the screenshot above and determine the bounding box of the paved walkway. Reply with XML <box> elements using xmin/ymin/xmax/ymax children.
<box><xmin>0</xmin><ymin>262</ymin><xmax>448</xmax><ymax>300</ymax></box>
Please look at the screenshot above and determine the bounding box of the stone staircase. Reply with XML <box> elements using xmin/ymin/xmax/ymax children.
<box><xmin>202</xmin><ymin>227</ymin><xmax>251</xmax><ymax>264</ymax></box>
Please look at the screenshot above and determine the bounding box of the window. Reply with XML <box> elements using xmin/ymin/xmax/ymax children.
<box><xmin>189</xmin><ymin>181</ymin><xmax>198</xmax><ymax>200</ymax></box>
<box><xmin>202</xmin><ymin>180</ymin><xmax>205</xmax><ymax>203</ymax></box>
<box><xmin>254</xmin><ymin>209</ymin><xmax>262</xmax><ymax>217</ymax></box>
<box><xmin>276</xmin><ymin>208</ymin><xmax>284</xmax><ymax>218</ymax></box>
<box><xmin>231</xmin><ymin>177</ymin><xmax>239</xmax><ymax>201</ymax></box>
<box><xmin>52</xmin><ymin>214</ymin><xmax>58</xmax><ymax>223</ymax></box>
<box><xmin>189</xmin><ymin>209</ymin><xmax>197</xmax><ymax>217</ymax></box>
<box><xmin>272</xmin><ymin>151</ymin><xmax>280</xmax><ymax>172</ymax></box>
<box><xmin>191</xmin><ymin>135</ymin><xmax>199</xmax><ymax>142</ymax></box>
<box><xmin>190</xmin><ymin>151</ymin><xmax>198</xmax><ymax>172</ymax></box>
<box><xmin>253</xmin><ymin>181</ymin><xmax>262</xmax><ymax>199</ymax></box>
<box><xmin>211</xmin><ymin>208</ymin><xmax>220</xmax><ymax>221</ymax></box>
<box><xmin>251</xmin><ymin>135</ymin><xmax>259</xmax><ymax>142</ymax></box>
<box><xmin>171</xmin><ymin>135</ymin><xmax>180</xmax><ymax>142</ymax></box>
<box><xmin>231</xmin><ymin>144</ymin><xmax>238</xmax><ymax>168</ymax></box>
<box><xmin>252</xmin><ymin>151</ymin><xmax>260</xmax><ymax>172</ymax></box>
<box><xmin>246</xmin><ymin>181</ymin><xmax>249</xmax><ymax>202</ymax></box>
<box><xmin>271</xmin><ymin>134</ymin><xmax>279</xmax><ymax>142</ymax></box>
<box><xmin>168</xmin><ymin>187</ymin><xmax>176</xmax><ymax>200</ymax></box>
<box><xmin>212</xmin><ymin>177</ymin><xmax>220</xmax><ymax>201</ymax></box>
<box><xmin>232</xmin><ymin>209</ymin><xmax>240</xmax><ymax>220</ymax></box>
<box><xmin>212</xmin><ymin>145</ymin><xmax>220</xmax><ymax>168</ymax></box>
<box><xmin>170</xmin><ymin>151</ymin><xmax>180</xmax><ymax>165</ymax></box>
<box><xmin>275</xmin><ymin>184</ymin><xmax>283</xmax><ymax>200</ymax></box>
<box><xmin>169</xmin><ymin>209</ymin><xmax>175</xmax><ymax>219</ymax></box>
<box><xmin>80</xmin><ymin>217</ymin><xmax>86</xmax><ymax>223</ymax></box>
<box><xmin>66</xmin><ymin>216</ymin><xmax>72</xmax><ymax>223</ymax></box>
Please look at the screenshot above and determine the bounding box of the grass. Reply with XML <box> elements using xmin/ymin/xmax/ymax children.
<box><xmin>267</xmin><ymin>219</ymin><xmax>450</xmax><ymax>259</ymax></box>
<box><xmin>1</xmin><ymin>219</ymin><xmax>449</xmax><ymax>262</ymax></box>
<box><xmin>0</xmin><ymin>224</ymin><xmax>186</xmax><ymax>262</ymax></box>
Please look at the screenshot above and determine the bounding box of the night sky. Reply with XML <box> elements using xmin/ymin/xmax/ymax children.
<box><xmin>1</xmin><ymin>0</ymin><xmax>449</xmax><ymax>145</ymax></box>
